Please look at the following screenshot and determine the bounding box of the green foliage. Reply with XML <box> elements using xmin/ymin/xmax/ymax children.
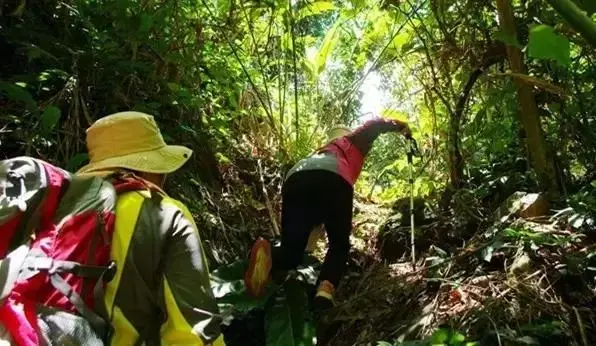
<box><xmin>527</xmin><ymin>24</ymin><xmax>571</xmax><ymax>67</ymax></box>
<box><xmin>40</xmin><ymin>106</ymin><xmax>61</xmax><ymax>135</ymax></box>
<box><xmin>494</xmin><ymin>30</ymin><xmax>523</xmax><ymax>48</ymax></box>
<box><xmin>0</xmin><ymin>81</ymin><xmax>37</xmax><ymax>115</ymax></box>
<box><xmin>265</xmin><ymin>280</ymin><xmax>316</xmax><ymax>346</ymax></box>
<box><xmin>211</xmin><ymin>257</ymin><xmax>317</xmax><ymax>346</ymax></box>
<box><xmin>377</xmin><ymin>328</ymin><xmax>478</xmax><ymax>346</ymax></box>
<box><xmin>66</xmin><ymin>153</ymin><xmax>89</xmax><ymax>172</ymax></box>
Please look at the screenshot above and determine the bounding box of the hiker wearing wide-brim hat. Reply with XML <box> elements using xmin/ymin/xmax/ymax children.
<box><xmin>244</xmin><ymin>116</ymin><xmax>411</xmax><ymax>312</ymax></box>
<box><xmin>79</xmin><ymin>111</ymin><xmax>225</xmax><ymax>346</ymax></box>
<box><xmin>78</xmin><ymin>111</ymin><xmax>192</xmax><ymax>182</ymax></box>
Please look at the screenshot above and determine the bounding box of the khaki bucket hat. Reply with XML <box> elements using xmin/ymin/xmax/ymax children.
<box><xmin>77</xmin><ymin>111</ymin><xmax>192</xmax><ymax>174</ymax></box>
<box><xmin>327</xmin><ymin>125</ymin><xmax>351</xmax><ymax>142</ymax></box>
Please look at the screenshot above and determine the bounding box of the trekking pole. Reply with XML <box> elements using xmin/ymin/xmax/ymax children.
<box><xmin>406</xmin><ymin>137</ymin><xmax>419</xmax><ymax>269</ymax></box>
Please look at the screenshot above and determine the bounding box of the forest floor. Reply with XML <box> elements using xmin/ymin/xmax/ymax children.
<box><xmin>211</xmin><ymin>162</ymin><xmax>596</xmax><ymax>346</ymax></box>
<box><xmin>316</xmin><ymin>194</ymin><xmax>596</xmax><ymax>346</ymax></box>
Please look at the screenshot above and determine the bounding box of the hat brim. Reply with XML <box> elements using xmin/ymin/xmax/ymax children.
<box><xmin>77</xmin><ymin>145</ymin><xmax>192</xmax><ymax>175</ymax></box>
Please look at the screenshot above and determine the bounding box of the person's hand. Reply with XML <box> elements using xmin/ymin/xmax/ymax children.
<box><xmin>391</xmin><ymin>120</ymin><xmax>411</xmax><ymax>138</ymax></box>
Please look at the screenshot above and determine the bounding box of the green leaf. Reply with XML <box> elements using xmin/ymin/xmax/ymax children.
<box><xmin>573</xmin><ymin>0</ymin><xmax>596</xmax><ymax>15</ymax></box>
<box><xmin>167</xmin><ymin>82</ymin><xmax>179</xmax><ymax>92</ymax></box>
<box><xmin>66</xmin><ymin>153</ymin><xmax>89</xmax><ymax>172</ymax></box>
<box><xmin>527</xmin><ymin>24</ymin><xmax>570</xmax><ymax>67</ymax></box>
<box><xmin>376</xmin><ymin>342</ymin><xmax>393</xmax><ymax>346</ymax></box>
<box><xmin>265</xmin><ymin>280</ymin><xmax>316</xmax><ymax>346</ymax></box>
<box><xmin>0</xmin><ymin>81</ymin><xmax>37</xmax><ymax>114</ymax></box>
<box><xmin>211</xmin><ymin>259</ymin><xmax>275</xmax><ymax>313</ymax></box>
<box><xmin>285</xmin><ymin>280</ymin><xmax>315</xmax><ymax>345</ymax></box>
<box><xmin>494</xmin><ymin>30</ymin><xmax>522</xmax><ymax>49</ymax></box>
<box><xmin>218</xmin><ymin>284</ymin><xmax>272</xmax><ymax>313</ymax></box>
<box><xmin>349</xmin><ymin>0</ymin><xmax>366</xmax><ymax>10</ymax></box>
<box><xmin>265</xmin><ymin>289</ymin><xmax>295</xmax><ymax>346</ymax></box>
<box><xmin>24</xmin><ymin>45</ymin><xmax>58</xmax><ymax>63</ymax></box>
<box><xmin>430</xmin><ymin>328</ymin><xmax>449</xmax><ymax>343</ymax></box>
<box><xmin>139</xmin><ymin>13</ymin><xmax>154</xmax><ymax>32</ymax></box>
<box><xmin>41</xmin><ymin>106</ymin><xmax>61</xmax><ymax>135</ymax></box>
<box><xmin>449</xmin><ymin>331</ymin><xmax>466</xmax><ymax>345</ymax></box>
<box><xmin>311</xmin><ymin>19</ymin><xmax>341</xmax><ymax>77</ymax></box>
<box><xmin>210</xmin><ymin>259</ymin><xmax>248</xmax><ymax>298</ymax></box>
<box><xmin>298</xmin><ymin>1</ymin><xmax>335</xmax><ymax>20</ymax></box>
<box><xmin>211</xmin><ymin>260</ymin><xmax>248</xmax><ymax>283</ymax></box>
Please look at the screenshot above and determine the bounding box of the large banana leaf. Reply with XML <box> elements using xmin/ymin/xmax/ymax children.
<box><xmin>265</xmin><ymin>279</ymin><xmax>316</xmax><ymax>346</ymax></box>
<box><xmin>211</xmin><ymin>259</ymin><xmax>274</xmax><ymax>313</ymax></box>
<box><xmin>305</xmin><ymin>19</ymin><xmax>342</xmax><ymax>81</ymax></box>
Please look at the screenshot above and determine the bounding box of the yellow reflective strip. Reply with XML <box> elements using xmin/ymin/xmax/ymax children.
<box><xmin>315</xmin><ymin>291</ymin><xmax>333</xmax><ymax>300</ymax></box>
<box><xmin>212</xmin><ymin>335</ymin><xmax>226</xmax><ymax>346</ymax></box>
<box><xmin>109</xmin><ymin>306</ymin><xmax>139</xmax><ymax>346</ymax></box>
<box><xmin>160</xmin><ymin>278</ymin><xmax>204</xmax><ymax>346</ymax></box>
<box><xmin>105</xmin><ymin>192</ymin><xmax>145</xmax><ymax>345</ymax></box>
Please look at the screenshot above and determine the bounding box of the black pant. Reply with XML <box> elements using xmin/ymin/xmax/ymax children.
<box><xmin>272</xmin><ymin>170</ymin><xmax>353</xmax><ymax>287</ymax></box>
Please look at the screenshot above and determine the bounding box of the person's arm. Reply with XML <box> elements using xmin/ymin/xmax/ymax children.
<box><xmin>346</xmin><ymin>117</ymin><xmax>411</xmax><ymax>157</ymax></box>
<box><xmin>159</xmin><ymin>198</ymin><xmax>225</xmax><ymax>346</ymax></box>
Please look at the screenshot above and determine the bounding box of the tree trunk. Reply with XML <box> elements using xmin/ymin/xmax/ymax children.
<box><xmin>495</xmin><ymin>0</ymin><xmax>560</xmax><ymax>197</ymax></box>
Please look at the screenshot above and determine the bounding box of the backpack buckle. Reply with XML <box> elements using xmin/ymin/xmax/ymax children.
<box><xmin>103</xmin><ymin>261</ymin><xmax>117</xmax><ymax>282</ymax></box>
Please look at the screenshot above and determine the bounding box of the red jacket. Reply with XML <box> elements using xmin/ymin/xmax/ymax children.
<box><xmin>286</xmin><ymin>117</ymin><xmax>404</xmax><ymax>185</ymax></box>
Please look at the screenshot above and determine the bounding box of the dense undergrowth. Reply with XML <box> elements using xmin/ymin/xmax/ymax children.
<box><xmin>2</xmin><ymin>0</ymin><xmax>596</xmax><ymax>345</ymax></box>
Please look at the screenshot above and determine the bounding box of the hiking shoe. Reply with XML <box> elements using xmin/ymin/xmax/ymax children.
<box><xmin>315</xmin><ymin>280</ymin><xmax>335</xmax><ymax>301</ymax></box>
<box><xmin>312</xmin><ymin>280</ymin><xmax>336</xmax><ymax>313</ymax></box>
<box><xmin>244</xmin><ymin>237</ymin><xmax>272</xmax><ymax>297</ymax></box>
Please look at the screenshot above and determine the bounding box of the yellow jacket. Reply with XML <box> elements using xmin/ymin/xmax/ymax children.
<box><xmin>104</xmin><ymin>188</ymin><xmax>225</xmax><ymax>346</ymax></box>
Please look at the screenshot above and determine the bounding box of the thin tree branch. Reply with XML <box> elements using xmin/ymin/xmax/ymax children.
<box><xmin>197</xmin><ymin>0</ymin><xmax>276</xmax><ymax>131</ymax></box>
<box><xmin>240</xmin><ymin>2</ymin><xmax>274</xmax><ymax>117</ymax></box>
<box><xmin>288</xmin><ymin>0</ymin><xmax>300</xmax><ymax>140</ymax></box>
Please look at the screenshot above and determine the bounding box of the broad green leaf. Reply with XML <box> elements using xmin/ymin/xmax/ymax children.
<box><xmin>210</xmin><ymin>259</ymin><xmax>248</xmax><ymax>298</ymax></box>
<box><xmin>211</xmin><ymin>259</ymin><xmax>275</xmax><ymax>313</ymax></box>
<box><xmin>430</xmin><ymin>328</ymin><xmax>449</xmax><ymax>343</ymax></box>
<box><xmin>349</xmin><ymin>0</ymin><xmax>366</xmax><ymax>10</ymax></box>
<box><xmin>573</xmin><ymin>0</ymin><xmax>596</xmax><ymax>15</ymax></box>
<box><xmin>285</xmin><ymin>280</ymin><xmax>315</xmax><ymax>345</ymax></box>
<box><xmin>313</xmin><ymin>19</ymin><xmax>341</xmax><ymax>76</ymax></box>
<box><xmin>167</xmin><ymin>82</ymin><xmax>179</xmax><ymax>92</ymax></box>
<box><xmin>376</xmin><ymin>342</ymin><xmax>393</xmax><ymax>346</ymax></box>
<box><xmin>298</xmin><ymin>1</ymin><xmax>335</xmax><ymax>20</ymax></box>
<box><xmin>449</xmin><ymin>331</ymin><xmax>466</xmax><ymax>344</ymax></box>
<box><xmin>265</xmin><ymin>289</ymin><xmax>294</xmax><ymax>346</ymax></box>
<box><xmin>265</xmin><ymin>280</ymin><xmax>316</xmax><ymax>346</ymax></box>
<box><xmin>41</xmin><ymin>106</ymin><xmax>61</xmax><ymax>135</ymax></box>
<box><xmin>217</xmin><ymin>284</ymin><xmax>273</xmax><ymax>313</ymax></box>
<box><xmin>66</xmin><ymin>153</ymin><xmax>89</xmax><ymax>172</ymax></box>
<box><xmin>303</xmin><ymin>59</ymin><xmax>316</xmax><ymax>78</ymax></box>
<box><xmin>527</xmin><ymin>24</ymin><xmax>570</xmax><ymax>67</ymax></box>
<box><xmin>139</xmin><ymin>13</ymin><xmax>154</xmax><ymax>32</ymax></box>
<box><xmin>388</xmin><ymin>33</ymin><xmax>410</xmax><ymax>54</ymax></box>
<box><xmin>211</xmin><ymin>259</ymin><xmax>248</xmax><ymax>283</ymax></box>
<box><xmin>0</xmin><ymin>81</ymin><xmax>37</xmax><ymax>114</ymax></box>
<box><xmin>494</xmin><ymin>30</ymin><xmax>522</xmax><ymax>48</ymax></box>
<box><xmin>25</xmin><ymin>45</ymin><xmax>58</xmax><ymax>62</ymax></box>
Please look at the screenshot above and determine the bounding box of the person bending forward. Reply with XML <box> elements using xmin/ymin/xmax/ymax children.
<box><xmin>244</xmin><ymin>117</ymin><xmax>411</xmax><ymax>309</ymax></box>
